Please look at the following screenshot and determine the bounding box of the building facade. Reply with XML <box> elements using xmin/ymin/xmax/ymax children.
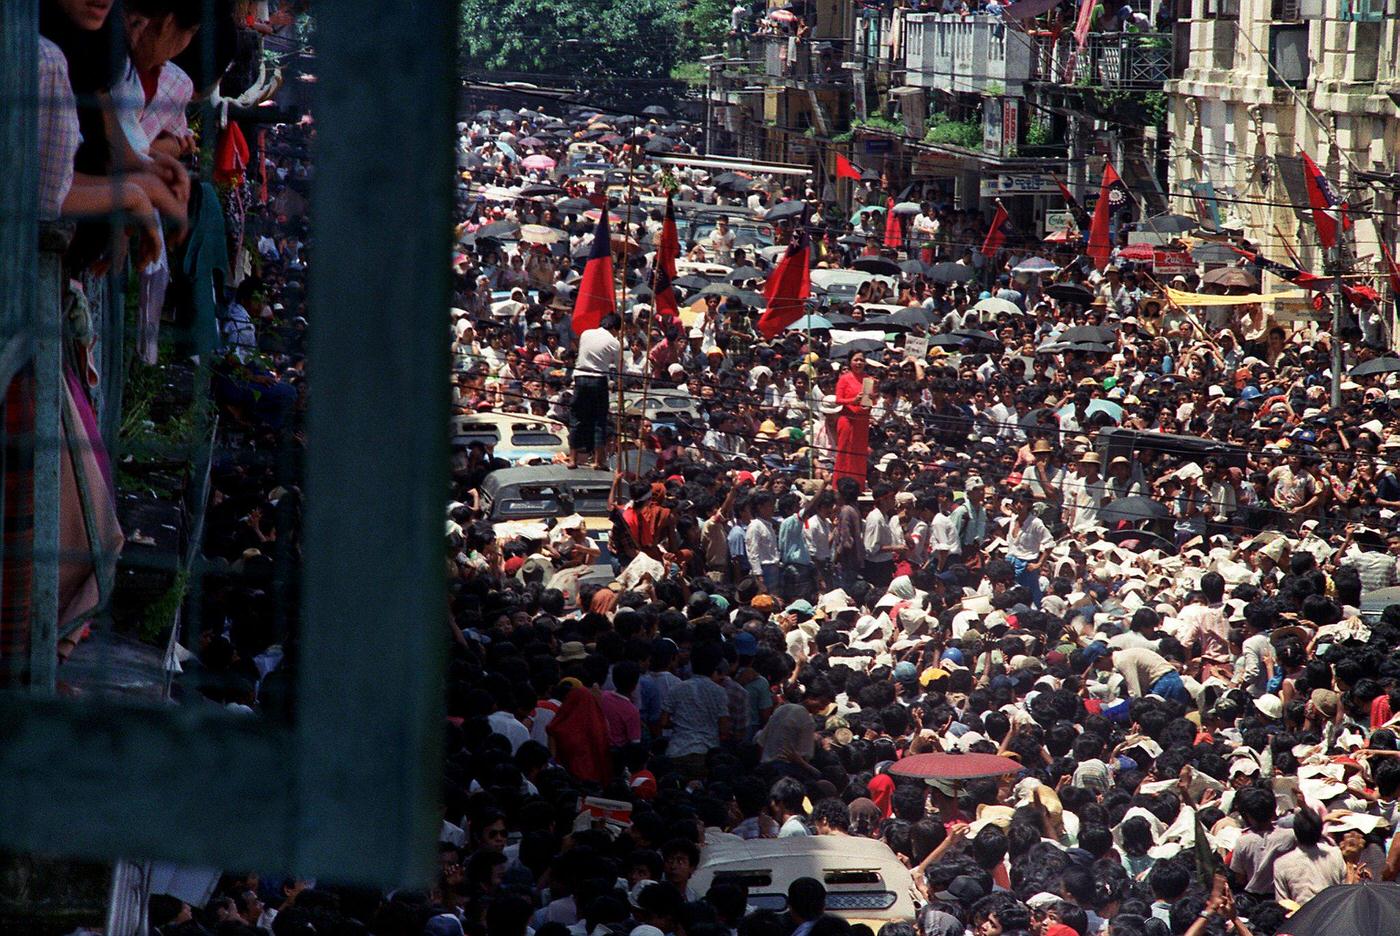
<box><xmin>1167</xmin><ymin>0</ymin><xmax>1400</xmax><ymax>282</ymax></box>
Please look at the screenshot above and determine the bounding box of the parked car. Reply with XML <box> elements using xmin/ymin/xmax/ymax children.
<box><xmin>451</xmin><ymin>412</ymin><xmax>568</xmax><ymax>466</ymax></box>
<box><xmin>690</xmin><ymin>837</ymin><xmax>916</xmax><ymax>931</ymax></box>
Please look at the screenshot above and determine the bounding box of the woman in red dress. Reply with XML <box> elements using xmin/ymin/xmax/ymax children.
<box><xmin>834</xmin><ymin>351</ymin><xmax>872</xmax><ymax>490</ymax></box>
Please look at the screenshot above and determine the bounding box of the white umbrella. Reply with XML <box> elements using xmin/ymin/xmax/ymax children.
<box><xmin>519</xmin><ymin>224</ymin><xmax>564</xmax><ymax>245</ymax></box>
<box><xmin>1012</xmin><ymin>257</ymin><xmax>1059</xmax><ymax>275</ymax></box>
<box><xmin>970</xmin><ymin>297</ymin><xmax>1022</xmax><ymax>317</ymax></box>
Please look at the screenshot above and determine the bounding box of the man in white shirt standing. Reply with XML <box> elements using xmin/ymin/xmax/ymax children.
<box><xmin>570</xmin><ymin>313</ymin><xmax>621</xmax><ymax>469</ymax></box>
<box><xmin>1006</xmin><ymin>488</ymin><xmax>1054</xmax><ymax>606</ymax></box>
<box><xmin>1065</xmin><ymin>451</ymin><xmax>1110</xmax><ymax>533</ymax></box>
<box><xmin>862</xmin><ymin>484</ymin><xmax>900</xmax><ymax>588</ymax></box>
<box><xmin>745</xmin><ymin>491</ymin><xmax>781</xmax><ymax>593</ymax></box>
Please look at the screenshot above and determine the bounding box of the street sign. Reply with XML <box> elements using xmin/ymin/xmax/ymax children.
<box><xmin>1152</xmin><ymin>249</ymin><xmax>1195</xmax><ymax>276</ymax></box>
<box><xmin>982</xmin><ymin>173</ymin><xmax>1064</xmax><ymax>196</ymax></box>
<box><xmin>1044</xmin><ymin>210</ymin><xmax>1076</xmax><ymax>234</ymax></box>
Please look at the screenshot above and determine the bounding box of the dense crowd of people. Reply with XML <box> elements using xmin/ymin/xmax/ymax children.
<box><xmin>22</xmin><ymin>2</ymin><xmax>1400</xmax><ymax>936</ymax></box>
<box><xmin>429</xmin><ymin>105</ymin><xmax>1400</xmax><ymax>936</ymax></box>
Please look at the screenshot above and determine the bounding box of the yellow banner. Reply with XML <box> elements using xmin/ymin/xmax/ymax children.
<box><xmin>1165</xmin><ymin>287</ymin><xmax>1307</xmax><ymax>307</ymax></box>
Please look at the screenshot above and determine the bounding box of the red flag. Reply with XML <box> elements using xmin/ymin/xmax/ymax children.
<box><xmin>571</xmin><ymin>212</ymin><xmax>616</xmax><ymax>336</ymax></box>
<box><xmin>756</xmin><ymin>232</ymin><xmax>811</xmax><ymax>339</ymax></box>
<box><xmin>1052</xmin><ymin>173</ymin><xmax>1092</xmax><ymax>233</ymax></box>
<box><xmin>1382</xmin><ymin>240</ymin><xmax>1400</xmax><ymax>298</ymax></box>
<box><xmin>652</xmin><ymin>194</ymin><xmax>680</xmax><ymax>317</ymax></box>
<box><xmin>883</xmin><ymin>197</ymin><xmax>903</xmax><ymax>249</ymax></box>
<box><xmin>980</xmin><ymin>201</ymin><xmax>1012</xmax><ymax>257</ymax></box>
<box><xmin>1086</xmin><ymin>162</ymin><xmax>1121</xmax><ymax>271</ymax></box>
<box><xmin>1300</xmin><ymin>151</ymin><xmax>1351</xmax><ymax>250</ymax></box>
<box><xmin>835</xmin><ymin>153</ymin><xmax>862</xmax><ymax>181</ymax></box>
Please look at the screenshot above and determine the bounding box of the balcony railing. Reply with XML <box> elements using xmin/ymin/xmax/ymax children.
<box><xmin>1030</xmin><ymin>31</ymin><xmax>1175</xmax><ymax>91</ymax></box>
<box><xmin>758</xmin><ymin>35</ymin><xmax>850</xmax><ymax>84</ymax></box>
<box><xmin>904</xmin><ymin>13</ymin><xmax>1032</xmax><ymax>96</ymax></box>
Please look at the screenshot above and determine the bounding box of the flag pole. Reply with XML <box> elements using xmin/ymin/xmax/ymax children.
<box><xmin>616</xmin><ymin>148</ymin><xmax>640</xmax><ymax>475</ymax></box>
<box><xmin>1331</xmin><ymin>245</ymin><xmax>1346</xmax><ymax>410</ymax></box>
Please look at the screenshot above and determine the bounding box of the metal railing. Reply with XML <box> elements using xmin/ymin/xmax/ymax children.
<box><xmin>758</xmin><ymin>35</ymin><xmax>850</xmax><ymax>84</ymax></box>
<box><xmin>904</xmin><ymin>13</ymin><xmax>1032</xmax><ymax>95</ymax></box>
<box><xmin>1030</xmin><ymin>31</ymin><xmax>1176</xmax><ymax>91</ymax></box>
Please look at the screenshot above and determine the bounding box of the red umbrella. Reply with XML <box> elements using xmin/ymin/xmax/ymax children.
<box><xmin>886</xmin><ymin>752</ymin><xmax>1022</xmax><ymax>780</ymax></box>
<box><xmin>1115</xmin><ymin>243</ymin><xmax>1154</xmax><ymax>261</ymax></box>
<box><xmin>769</xmin><ymin>8</ymin><xmax>798</xmax><ymax>22</ymax></box>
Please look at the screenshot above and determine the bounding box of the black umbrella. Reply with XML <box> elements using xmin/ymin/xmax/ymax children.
<box><xmin>642</xmin><ymin>105</ymin><xmax>670</xmax><ymax>117</ymax></box>
<box><xmin>1135</xmin><ymin>213</ymin><xmax>1197</xmax><ymax>234</ymax></box>
<box><xmin>457</xmin><ymin>152</ymin><xmax>484</xmax><ymax>170</ymax></box>
<box><xmin>643</xmin><ymin>136</ymin><xmax>677</xmax><ymax>154</ymax></box>
<box><xmin>1100</xmin><ymin>495</ymin><xmax>1170</xmax><ymax>526</ymax></box>
<box><xmin>838</xmin><ymin>234</ymin><xmax>870</xmax><ymax>247</ymax></box>
<box><xmin>696</xmin><ymin>283</ymin><xmax>743</xmax><ymax>300</ymax></box>
<box><xmin>854</xmin><ymin>317</ymin><xmax>908</xmax><ymax>333</ymax></box>
<box><xmin>556</xmin><ymin>197</ymin><xmax>592</xmax><ymax>213</ymax></box>
<box><xmin>728</xmin><ymin>266</ymin><xmax>765</xmax><ymax>282</ymax></box>
<box><xmin>476</xmin><ymin>220</ymin><xmax>520</xmax><ymax>239</ymax></box>
<box><xmin>673</xmin><ymin>274</ymin><xmax>713</xmax><ymax>291</ymax></box>
<box><xmin>953</xmin><ymin>328</ymin><xmax>1000</xmax><ymax>345</ymax></box>
<box><xmin>1018</xmin><ymin>406</ymin><xmax>1055</xmax><ymax>428</ymax></box>
<box><xmin>1045</xmin><ymin>282</ymin><xmax>1095</xmax><ymax>304</ymax></box>
<box><xmin>900</xmin><ymin>259</ymin><xmax>933</xmax><ymax>277</ymax></box>
<box><xmin>1059</xmin><ymin>325</ymin><xmax>1117</xmax><ymax>343</ymax></box>
<box><xmin>1036</xmin><ymin>340</ymin><xmax>1070</xmax><ymax>353</ymax></box>
<box><xmin>1278</xmin><ymin>883</ymin><xmax>1400</xmax><ymax>936</ymax></box>
<box><xmin>860</xmin><ymin>168</ymin><xmax>881</xmax><ymax>183</ymax></box>
<box><xmin>520</xmin><ymin>183</ymin><xmax>566</xmax><ymax>197</ymax></box>
<box><xmin>475</xmin><ymin>109</ymin><xmax>495</xmax><ymax>122</ymax></box>
<box><xmin>496</xmin><ymin>109</ymin><xmax>516</xmax><ymax>122</ymax></box>
<box><xmin>1105</xmin><ymin>529</ymin><xmax>1178</xmax><ymax>555</ymax></box>
<box><xmin>929</xmin><ymin>333</ymin><xmax>975</xmax><ymax>348</ymax></box>
<box><xmin>1066</xmin><ymin>341</ymin><xmax>1114</xmax><ymax>354</ymax></box>
<box><xmin>713</xmin><ymin>172</ymin><xmax>752</xmax><ymax>193</ymax></box>
<box><xmin>736</xmin><ymin>290</ymin><xmax>766</xmax><ymax>308</ymax></box>
<box><xmin>613</xmin><ymin>115</ymin><xmax>637</xmax><ymax>126</ymax></box>
<box><xmin>765</xmin><ymin>200</ymin><xmax>810</xmax><ymax>223</ymax></box>
<box><xmin>825</xmin><ymin>312</ymin><xmax>858</xmax><ymax>326</ymax></box>
<box><xmin>831</xmin><ymin>338</ymin><xmax>885</xmax><ymax>358</ymax></box>
<box><xmin>888</xmin><ymin>307</ymin><xmax>937</xmax><ymax>328</ymax></box>
<box><xmin>852</xmin><ymin>257</ymin><xmax>902</xmax><ymax>276</ymax></box>
<box><xmin>1351</xmin><ymin>357</ymin><xmax>1400</xmax><ymax>378</ymax></box>
<box><xmin>1191</xmin><ymin>242</ymin><xmax>1236</xmax><ymax>264</ymax></box>
<box><xmin>928</xmin><ymin>262</ymin><xmax>974</xmax><ymax>283</ymax></box>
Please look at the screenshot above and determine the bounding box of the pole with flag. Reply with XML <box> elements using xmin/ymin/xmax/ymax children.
<box><xmin>756</xmin><ymin>231</ymin><xmax>812</xmax><ymax>340</ymax></box>
<box><xmin>835</xmin><ymin>153</ymin><xmax>863</xmax><ymax>181</ymax></box>
<box><xmin>571</xmin><ymin>211</ymin><xmax>616</xmax><ymax>336</ymax></box>
<box><xmin>1086</xmin><ymin>162</ymin><xmax>1122</xmax><ymax>271</ymax></box>
<box><xmin>652</xmin><ymin>193</ymin><xmax>681</xmax><ymax>318</ymax></box>
<box><xmin>1301</xmin><ymin>150</ymin><xmax>1351</xmax><ymax>409</ymax></box>
<box><xmin>1052</xmin><ymin>173</ymin><xmax>1092</xmax><ymax>238</ymax></box>
<box><xmin>980</xmin><ymin>199</ymin><xmax>1012</xmax><ymax>258</ymax></box>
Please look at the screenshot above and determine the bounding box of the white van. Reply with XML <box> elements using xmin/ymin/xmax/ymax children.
<box><xmin>691</xmin><ymin>837</ymin><xmax>917</xmax><ymax>929</ymax></box>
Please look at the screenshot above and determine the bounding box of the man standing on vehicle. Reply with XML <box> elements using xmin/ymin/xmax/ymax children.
<box><xmin>708</xmin><ymin>216</ymin><xmax>737</xmax><ymax>265</ymax></box>
<box><xmin>570</xmin><ymin>313</ymin><xmax>621</xmax><ymax>470</ymax></box>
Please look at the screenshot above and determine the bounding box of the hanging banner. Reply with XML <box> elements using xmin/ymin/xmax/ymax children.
<box><xmin>1165</xmin><ymin>287</ymin><xmax>1307</xmax><ymax>307</ymax></box>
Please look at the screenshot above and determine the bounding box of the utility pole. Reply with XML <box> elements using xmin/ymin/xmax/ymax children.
<box><xmin>1331</xmin><ymin>244</ymin><xmax>1346</xmax><ymax>410</ymax></box>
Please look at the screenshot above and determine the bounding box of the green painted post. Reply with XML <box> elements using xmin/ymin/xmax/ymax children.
<box><xmin>30</xmin><ymin>226</ymin><xmax>69</xmax><ymax>695</ymax></box>
<box><xmin>297</xmin><ymin>0</ymin><xmax>453</xmax><ymax>884</ymax></box>
<box><xmin>0</xmin><ymin>0</ymin><xmax>39</xmax><ymax>687</ymax></box>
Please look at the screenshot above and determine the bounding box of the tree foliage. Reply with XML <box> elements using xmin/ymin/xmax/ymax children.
<box><xmin>459</xmin><ymin>0</ymin><xmax>682</xmax><ymax>94</ymax></box>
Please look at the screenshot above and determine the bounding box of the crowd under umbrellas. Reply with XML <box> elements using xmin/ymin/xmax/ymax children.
<box><xmin>434</xmin><ymin>98</ymin><xmax>1400</xmax><ymax>936</ymax></box>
